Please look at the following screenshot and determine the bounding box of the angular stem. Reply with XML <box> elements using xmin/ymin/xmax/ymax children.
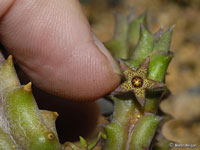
<box><xmin>112</xmin><ymin>96</ymin><xmax>136</xmax><ymax>127</ymax></box>
<box><xmin>105</xmin><ymin>11</ymin><xmax>173</xmax><ymax>150</ymax></box>
<box><xmin>105</xmin><ymin>95</ymin><xmax>136</xmax><ymax>150</ymax></box>
<box><xmin>129</xmin><ymin>114</ymin><xmax>162</xmax><ymax>150</ymax></box>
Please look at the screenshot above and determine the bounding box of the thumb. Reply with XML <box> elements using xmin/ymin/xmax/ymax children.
<box><xmin>0</xmin><ymin>0</ymin><xmax>121</xmax><ymax>101</ymax></box>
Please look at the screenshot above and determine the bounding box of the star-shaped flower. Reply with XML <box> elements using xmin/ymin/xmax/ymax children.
<box><xmin>114</xmin><ymin>57</ymin><xmax>165</xmax><ymax>107</ymax></box>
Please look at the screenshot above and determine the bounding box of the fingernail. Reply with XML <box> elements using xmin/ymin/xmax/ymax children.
<box><xmin>92</xmin><ymin>32</ymin><xmax>122</xmax><ymax>76</ymax></box>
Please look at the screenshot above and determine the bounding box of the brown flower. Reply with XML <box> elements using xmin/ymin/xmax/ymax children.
<box><xmin>114</xmin><ymin>57</ymin><xmax>165</xmax><ymax>107</ymax></box>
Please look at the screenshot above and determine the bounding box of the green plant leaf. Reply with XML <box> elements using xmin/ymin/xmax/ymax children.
<box><xmin>80</xmin><ymin>136</ymin><xmax>87</xmax><ymax>148</ymax></box>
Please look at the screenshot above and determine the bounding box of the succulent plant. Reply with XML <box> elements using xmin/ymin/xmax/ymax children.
<box><xmin>0</xmin><ymin>54</ymin><xmax>63</xmax><ymax>150</ymax></box>
<box><xmin>0</xmin><ymin>9</ymin><xmax>174</xmax><ymax>150</ymax></box>
<box><xmin>103</xmin><ymin>10</ymin><xmax>173</xmax><ymax>150</ymax></box>
<box><xmin>63</xmin><ymin>10</ymin><xmax>174</xmax><ymax>150</ymax></box>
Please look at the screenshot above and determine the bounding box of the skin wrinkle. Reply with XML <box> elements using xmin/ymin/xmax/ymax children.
<box><xmin>0</xmin><ymin>0</ymin><xmax>89</xmax><ymax>56</ymax></box>
<box><xmin>64</xmin><ymin>43</ymin><xmax>114</xmax><ymax>99</ymax></box>
<box><xmin>0</xmin><ymin>1</ymin><xmax>37</xmax><ymax>56</ymax></box>
<box><xmin>0</xmin><ymin>0</ymin><xmax>120</xmax><ymax>100</ymax></box>
<box><xmin>18</xmin><ymin>41</ymin><xmax>117</xmax><ymax>100</ymax></box>
<box><xmin>55</xmin><ymin>14</ymin><xmax>74</xmax><ymax>46</ymax></box>
<box><xmin>39</xmin><ymin>0</ymin><xmax>76</xmax><ymax>46</ymax></box>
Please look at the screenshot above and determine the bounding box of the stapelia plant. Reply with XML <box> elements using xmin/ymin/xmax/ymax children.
<box><xmin>64</xmin><ymin>11</ymin><xmax>173</xmax><ymax>150</ymax></box>
<box><xmin>0</xmin><ymin>54</ymin><xmax>63</xmax><ymax>150</ymax></box>
<box><xmin>0</xmin><ymin>10</ymin><xmax>173</xmax><ymax>150</ymax></box>
<box><xmin>103</xmin><ymin>11</ymin><xmax>173</xmax><ymax>150</ymax></box>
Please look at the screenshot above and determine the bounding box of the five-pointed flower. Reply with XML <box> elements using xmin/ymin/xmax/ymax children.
<box><xmin>113</xmin><ymin>57</ymin><xmax>165</xmax><ymax>107</ymax></box>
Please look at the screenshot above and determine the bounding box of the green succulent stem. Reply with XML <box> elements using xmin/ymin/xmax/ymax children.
<box><xmin>105</xmin><ymin>122</ymin><xmax>126</xmax><ymax>150</ymax></box>
<box><xmin>0</xmin><ymin>9</ymin><xmax>173</xmax><ymax>150</ymax></box>
<box><xmin>105</xmin><ymin>10</ymin><xmax>173</xmax><ymax>150</ymax></box>
<box><xmin>128</xmin><ymin>13</ymin><xmax>147</xmax><ymax>56</ymax></box>
<box><xmin>0</xmin><ymin>54</ymin><xmax>62</xmax><ymax>150</ymax></box>
<box><xmin>144</xmin><ymin>96</ymin><xmax>161</xmax><ymax>114</ymax></box>
<box><xmin>129</xmin><ymin>114</ymin><xmax>162</xmax><ymax>150</ymax></box>
<box><xmin>0</xmin><ymin>128</ymin><xmax>19</xmax><ymax>150</ymax></box>
<box><xmin>104</xmin><ymin>95</ymin><xmax>138</xmax><ymax>150</ymax></box>
<box><xmin>112</xmin><ymin>95</ymin><xmax>136</xmax><ymax>127</ymax></box>
<box><xmin>104</xmin><ymin>13</ymin><xmax>129</xmax><ymax>59</ymax></box>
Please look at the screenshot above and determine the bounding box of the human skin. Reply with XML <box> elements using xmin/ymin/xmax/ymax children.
<box><xmin>0</xmin><ymin>0</ymin><xmax>121</xmax><ymax>101</ymax></box>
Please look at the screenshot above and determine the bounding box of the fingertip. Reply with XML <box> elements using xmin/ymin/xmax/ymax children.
<box><xmin>0</xmin><ymin>0</ymin><xmax>121</xmax><ymax>101</ymax></box>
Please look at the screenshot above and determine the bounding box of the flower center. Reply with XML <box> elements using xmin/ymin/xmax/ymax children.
<box><xmin>132</xmin><ymin>76</ymin><xmax>143</xmax><ymax>88</ymax></box>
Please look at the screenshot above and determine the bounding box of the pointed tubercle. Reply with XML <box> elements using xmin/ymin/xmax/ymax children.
<box><xmin>7</xmin><ymin>55</ymin><xmax>14</xmax><ymax>66</ymax></box>
<box><xmin>153</xmin><ymin>27</ymin><xmax>164</xmax><ymax>39</ymax></box>
<box><xmin>24</xmin><ymin>82</ymin><xmax>32</xmax><ymax>92</ymax></box>
<box><xmin>152</xmin><ymin>82</ymin><xmax>165</xmax><ymax>89</ymax></box>
<box><xmin>111</xmin><ymin>85</ymin><xmax>127</xmax><ymax>95</ymax></box>
<box><xmin>137</xmin><ymin>97</ymin><xmax>146</xmax><ymax>108</ymax></box>
<box><xmin>140</xmin><ymin>56</ymin><xmax>150</xmax><ymax>69</ymax></box>
<box><xmin>139</xmin><ymin>23</ymin><xmax>146</xmax><ymax>32</ymax></box>
<box><xmin>169</xmin><ymin>24</ymin><xmax>176</xmax><ymax>32</ymax></box>
<box><xmin>53</xmin><ymin>112</ymin><xmax>59</xmax><ymax>118</ymax></box>
<box><xmin>118</xmin><ymin>59</ymin><xmax>130</xmax><ymax>72</ymax></box>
